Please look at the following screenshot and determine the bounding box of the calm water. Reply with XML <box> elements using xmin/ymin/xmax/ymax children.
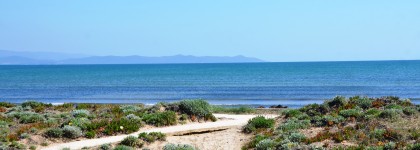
<box><xmin>0</xmin><ymin>61</ymin><xmax>419</xmax><ymax>107</ymax></box>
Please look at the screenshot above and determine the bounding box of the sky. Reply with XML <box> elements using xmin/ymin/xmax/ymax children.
<box><xmin>0</xmin><ymin>0</ymin><xmax>419</xmax><ymax>62</ymax></box>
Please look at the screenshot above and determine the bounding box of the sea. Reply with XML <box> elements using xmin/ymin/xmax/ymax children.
<box><xmin>1</xmin><ymin>60</ymin><xmax>419</xmax><ymax>108</ymax></box>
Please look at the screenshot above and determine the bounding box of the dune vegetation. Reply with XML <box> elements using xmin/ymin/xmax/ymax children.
<box><xmin>242</xmin><ymin>96</ymin><xmax>420</xmax><ymax>150</ymax></box>
<box><xmin>0</xmin><ymin>100</ymin><xmax>217</xmax><ymax>150</ymax></box>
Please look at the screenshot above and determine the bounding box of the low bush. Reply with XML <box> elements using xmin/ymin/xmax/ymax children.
<box><xmin>71</xmin><ymin>109</ymin><xmax>90</xmax><ymax>118</ymax></box>
<box><xmin>120</xmin><ymin>136</ymin><xmax>143</xmax><ymax>148</ymax></box>
<box><xmin>255</xmin><ymin>139</ymin><xmax>275</xmax><ymax>150</ymax></box>
<box><xmin>179</xmin><ymin>99</ymin><xmax>212</xmax><ymax>118</ymax></box>
<box><xmin>100</xmin><ymin>143</ymin><xmax>112</xmax><ymax>150</ymax></box>
<box><xmin>85</xmin><ymin>130</ymin><xmax>96</xmax><ymax>139</ymax></box>
<box><xmin>339</xmin><ymin>107</ymin><xmax>362</xmax><ymax>118</ymax></box>
<box><xmin>243</xmin><ymin>116</ymin><xmax>275</xmax><ymax>133</ymax></box>
<box><xmin>69</xmin><ymin>117</ymin><xmax>91</xmax><ymax>130</ymax></box>
<box><xmin>211</xmin><ymin>106</ymin><xmax>255</xmax><ymax>114</ymax></box>
<box><xmin>383</xmin><ymin>142</ymin><xmax>396</xmax><ymax>150</ymax></box>
<box><xmin>288</xmin><ymin>132</ymin><xmax>307</xmax><ymax>142</ymax></box>
<box><xmin>313</xmin><ymin>115</ymin><xmax>344</xmax><ymax>126</ymax></box>
<box><xmin>351</xmin><ymin>97</ymin><xmax>372</xmax><ymax>109</ymax></box>
<box><xmin>385</xmin><ymin>104</ymin><xmax>403</xmax><ymax>110</ymax></box>
<box><xmin>299</xmin><ymin>104</ymin><xmax>328</xmax><ymax>116</ymax></box>
<box><xmin>370</xmin><ymin>129</ymin><xmax>385</xmax><ymax>140</ymax></box>
<box><xmin>379</xmin><ymin>109</ymin><xmax>402</xmax><ymax>120</ymax></box>
<box><xmin>62</xmin><ymin>125</ymin><xmax>83</xmax><ymax>139</ymax></box>
<box><xmin>0</xmin><ymin>102</ymin><xmax>15</xmax><ymax>108</ymax></box>
<box><xmin>245</xmin><ymin>134</ymin><xmax>270</xmax><ymax>149</ymax></box>
<box><xmin>282</xmin><ymin>109</ymin><xmax>303</xmax><ymax>118</ymax></box>
<box><xmin>19</xmin><ymin>113</ymin><xmax>45</xmax><ymax>123</ymax></box>
<box><xmin>113</xmin><ymin>145</ymin><xmax>134</xmax><ymax>150</ymax></box>
<box><xmin>278</xmin><ymin>118</ymin><xmax>311</xmax><ymax>131</ymax></box>
<box><xmin>22</xmin><ymin>101</ymin><xmax>51</xmax><ymax>109</ymax></box>
<box><xmin>406</xmin><ymin>143</ymin><xmax>420</xmax><ymax>150</ymax></box>
<box><xmin>0</xmin><ymin>121</ymin><xmax>9</xmax><ymax>128</ymax></box>
<box><xmin>325</xmin><ymin>96</ymin><xmax>347</xmax><ymax>109</ymax></box>
<box><xmin>29</xmin><ymin>145</ymin><xmax>37</xmax><ymax>150</ymax></box>
<box><xmin>138</xmin><ymin>132</ymin><xmax>166</xmax><ymax>143</ymax></box>
<box><xmin>163</xmin><ymin>143</ymin><xmax>196</xmax><ymax>150</ymax></box>
<box><xmin>125</xmin><ymin>114</ymin><xmax>141</xmax><ymax>122</ymax></box>
<box><xmin>44</xmin><ymin>128</ymin><xmax>63</xmax><ymax>138</ymax></box>
<box><xmin>104</xmin><ymin>118</ymin><xmax>142</xmax><ymax>135</ymax></box>
<box><xmin>120</xmin><ymin>105</ymin><xmax>141</xmax><ymax>114</ymax></box>
<box><xmin>142</xmin><ymin>111</ymin><xmax>177</xmax><ymax>127</ymax></box>
<box><xmin>403</xmin><ymin>107</ymin><xmax>416</xmax><ymax>115</ymax></box>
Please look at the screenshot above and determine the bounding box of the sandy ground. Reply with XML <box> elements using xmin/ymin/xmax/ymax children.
<box><xmin>42</xmin><ymin>114</ymin><xmax>277</xmax><ymax>150</ymax></box>
<box><xmin>144</xmin><ymin>126</ymin><xmax>250</xmax><ymax>150</ymax></box>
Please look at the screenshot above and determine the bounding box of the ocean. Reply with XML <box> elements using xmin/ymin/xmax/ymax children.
<box><xmin>0</xmin><ymin>60</ymin><xmax>419</xmax><ymax>107</ymax></box>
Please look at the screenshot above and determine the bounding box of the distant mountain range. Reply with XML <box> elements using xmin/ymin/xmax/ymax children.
<box><xmin>0</xmin><ymin>50</ymin><xmax>264</xmax><ymax>64</ymax></box>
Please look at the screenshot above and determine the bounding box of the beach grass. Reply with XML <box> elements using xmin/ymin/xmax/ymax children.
<box><xmin>0</xmin><ymin>100</ymin><xmax>217</xmax><ymax>149</ymax></box>
<box><xmin>242</xmin><ymin>96</ymin><xmax>420</xmax><ymax>150</ymax></box>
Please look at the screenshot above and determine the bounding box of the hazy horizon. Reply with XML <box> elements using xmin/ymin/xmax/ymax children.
<box><xmin>1</xmin><ymin>1</ymin><xmax>420</xmax><ymax>61</ymax></box>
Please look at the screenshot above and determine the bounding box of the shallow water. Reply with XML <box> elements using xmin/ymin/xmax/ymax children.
<box><xmin>1</xmin><ymin>60</ymin><xmax>419</xmax><ymax>107</ymax></box>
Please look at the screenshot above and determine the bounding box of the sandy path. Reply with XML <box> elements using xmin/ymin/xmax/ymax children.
<box><xmin>42</xmin><ymin>114</ymin><xmax>277</xmax><ymax>150</ymax></box>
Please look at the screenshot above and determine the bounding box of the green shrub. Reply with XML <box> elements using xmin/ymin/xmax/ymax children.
<box><xmin>339</xmin><ymin>107</ymin><xmax>362</xmax><ymax>118</ymax></box>
<box><xmin>62</xmin><ymin>125</ymin><xmax>83</xmax><ymax>139</ymax></box>
<box><xmin>211</xmin><ymin>106</ymin><xmax>255</xmax><ymax>114</ymax></box>
<box><xmin>104</xmin><ymin>118</ymin><xmax>142</xmax><ymax>135</ymax></box>
<box><xmin>351</xmin><ymin>97</ymin><xmax>372</xmax><ymax>109</ymax></box>
<box><xmin>383</xmin><ymin>142</ymin><xmax>396</xmax><ymax>150</ymax></box>
<box><xmin>69</xmin><ymin>117</ymin><xmax>91</xmax><ymax>130</ymax></box>
<box><xmin>379</xmin><ymin>109</ymin><xmax>402</xmax><ymax>119</ymax></box>
<box><xmin>365</xmin><ymin>108</ymin><xmax>381</xmax><ymax>116</ymax></box>
<box><xmin>22</xmin><ymin>101</ymin><xmax>50</xmax><ymax>109</ymax></box>
<box><xmin>179</xmin><ymin>99</ymin><xmax>212</xmax><ymax>118</ymax></box>
<box><xmin>282</xmin><ymin>109</ymin><xmax>302</xmax><ymax>118</ymax></box>
<box><xmin>243</xmin><ymin>116</ymin><xmax>275</xmax><ymax>133</ymax></box>
<box><xmin>276</xmin><ymin>139</ymin><xmax>299</xmax><ymax>150</ymax></box>
<box><xmin>0</xmin><ymin>102</ymin><xmax>15</xmax><ymax>108</ymax></box>
<box><xmin>72</xmin><ymin>109</ymin><xmax>90</xmax><ymax>118</ymax></box>
<box><xmin>85</xmin><ymin>130</ymin><xmax>96</xmax><ymax>139</ymax></box>
<box><xmin>288</xmin><ymin>132</ymin><xmax>306</xmax><ymax>142</ymax></box>
<box><xmin>143</xmin><ymin>111</ymin><xmax>177</xmax><ymax>127</ymax></box>
<box><xmin>278</xmin><ymin>118</ymin><xmax>311</xmax><ymax>131</ymax></box>
<box><xmin>76</xmin><ymin>103</ymin><xmax>93</xmax><ymax>109</ymax></box>
<box><xmin>120</xmin><ymin>105</ymin><xmax>141</xmax><ymax>114</ymax></box>
<box><xmin>125</xmin><ymin>114</ymin><xmax>141</xmax><ymax>122</ymax></box>
<box><xmin>385</xmin><ymin>104</ymin><xmax>403</xmax><ymax>110</ymax></box>
<box><xmin>403</xmin><ymin>107</ymin><xmax>416</xmax><ymax>115</ymax></box>
<box><xmin>113</xmin><ymin>145</ymin><xmax>134</xmax><ymax>150</ymax></box>
<box><xmin>406</xmin><ymin>143</ymin><xmax>420</xmax><ymax>150</ymax></box>
<box><xmin>255</xmin><ymin>139</ymin><xmax>275</xmax><ymax>150</ymax></box>
<box><xmin>120</xmin><ymin>136</ymin><xmax>143</xmax><ymax>148</ymax></box>
<box><xmin>138</xmin><ymin>132</ymin><xmax>166</xmax><ymax>143</ymax></box>
<box><xmin>19</xmin><ymin>113</ymin><xmax>45</xmax><ymax>123</ymax></box>
<box><xmin>29</xmin><ymin>145</ymin><xmax>37</xmax><ymax>150</ymax></box>
<box><xmin>179</xmin><ymin>114</ymin><xmax>189</xmax><ymax>121</ymax></box>
<box><xmin>163</xmin><ymin>143</ymin><xmax>196</xmax><ymax>150</ymax></box>
<box><xmin>325</xmin><ymin>96</ymin><xmax>347</xmax><ymax>109</ymax></box>
<box><xmin>370</xmin><ymin>129</ymin><xmax>385</xmax><ymax>140</ymax></box>
<box><xmin>246</xmin><ymin>134</ymin><xmax>270</xmax><ymax>148</ymax></box>
<box><xmin>299</xmin><ymin>104</ymin><xmax>328</xmax><ymax>116</ymax></box>
<box><xmin>9</xmin><ymin>141</ymin><xmax>27</xmax><ymax>149</ymax></box>
<box><xmin>313</xmin><ymin>115</ymin><xmax>344</xmax><ymax>126</ymax></box>
<box><xmin>0</xmin><ymin>121</ymin><xmax>8</xmax><ymax>129</ymax></box>
<box><xmin>100</xmin><ymin>143</ymin><xmax>112</xmax><ymax>150</ymax></box>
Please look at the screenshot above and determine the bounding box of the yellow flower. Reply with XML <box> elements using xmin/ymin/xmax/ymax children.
<box><xmin>120</xmin><ymin>126</ymin><xmax>124</xmax><ymax>130</ymax></box>
<box><xmin>69</xmin><ymin>122</ymin><xmax>72</xmax><ymax>125</ymax></box>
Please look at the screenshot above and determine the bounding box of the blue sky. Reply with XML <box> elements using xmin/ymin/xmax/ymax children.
<box><xmin>0</xmin><ymin>0</ymin><xmax>419</xmax><ymax>62</ymax></box>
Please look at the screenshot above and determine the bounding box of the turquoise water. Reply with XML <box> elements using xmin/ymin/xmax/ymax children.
<box><xmin>0</xmin><ymin>60</ymin><xmax>419</xmax><ymax>107</ymax></box>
